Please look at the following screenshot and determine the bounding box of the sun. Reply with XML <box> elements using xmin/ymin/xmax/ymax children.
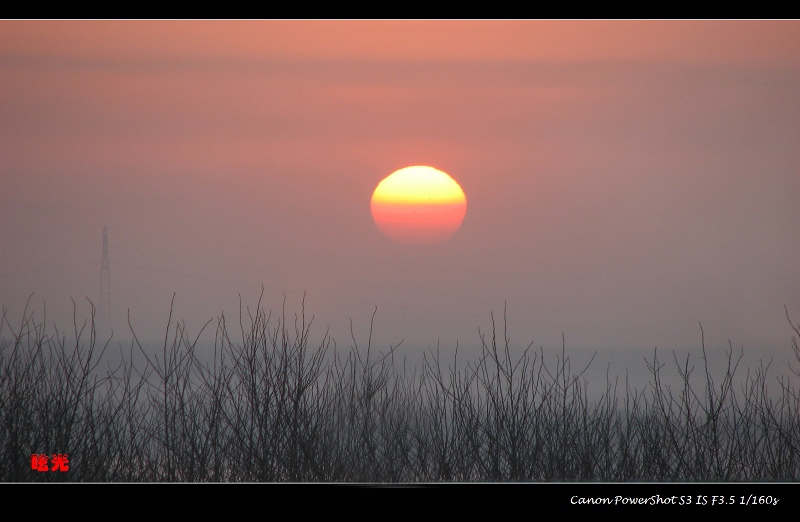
<box><xmin>370</xmin><ymin>166</ymin><xmax>467</xmax><ymax>245</ymax></box>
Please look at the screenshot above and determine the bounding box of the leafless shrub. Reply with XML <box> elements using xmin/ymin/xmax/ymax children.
<box><xmin>2</xmin><ymin>294</ymin><xmax>799</xmax><ymax>481</ymax></box>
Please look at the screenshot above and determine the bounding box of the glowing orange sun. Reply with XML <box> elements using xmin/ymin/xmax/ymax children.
<box><xmin>370</xmin><ymin>166</ymin><xmax>467</xmax><ymax>245</ymax></box>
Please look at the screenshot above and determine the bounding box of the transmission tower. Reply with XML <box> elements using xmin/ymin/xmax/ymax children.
<box><xmin>99</xmin><ymin>226</ymin><xmax>111</xmax><ymax>335</ymax></box>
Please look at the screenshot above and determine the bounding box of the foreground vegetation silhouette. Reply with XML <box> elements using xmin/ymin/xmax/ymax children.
<box><xmin>2</xmin><ymin>294</ymin><xmax>799</xmax><ymax>481</ymax></box>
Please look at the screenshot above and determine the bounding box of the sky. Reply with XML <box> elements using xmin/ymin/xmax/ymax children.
<box><xmin>1</xmin><ymin>20</ymin><xmax>799</xmax><ymax>376</ymax></box>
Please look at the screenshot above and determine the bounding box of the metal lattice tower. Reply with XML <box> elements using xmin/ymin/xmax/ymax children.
<box><xmin>99</xmin><ymin>226</ymin><xmax>111</xmax><ymax>335</ymax></box>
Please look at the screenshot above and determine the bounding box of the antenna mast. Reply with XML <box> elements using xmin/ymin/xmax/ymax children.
<box><xmin>99</xmin><ymin>226</ymin><xmax>111</xmax><ymax>335</ymax></box>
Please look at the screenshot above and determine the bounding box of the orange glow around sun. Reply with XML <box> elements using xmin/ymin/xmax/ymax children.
<box><xmin>371</xmin><ymin>166</ymin><xmax>467</xmax><ymax>245</ymax></box>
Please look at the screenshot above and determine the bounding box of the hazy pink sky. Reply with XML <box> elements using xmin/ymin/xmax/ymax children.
<box><xmin>1</xmin><ymin>21</ymin><xmax>798</xmax><ymax>369</ymax></box>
